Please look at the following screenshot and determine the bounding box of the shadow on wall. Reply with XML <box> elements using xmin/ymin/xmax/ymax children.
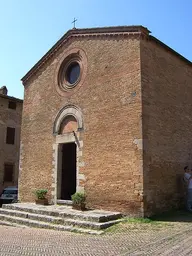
<box><xmin>151</xmin><ymin>208</ymin><xmax>192</xmax><ymax>223</ymax></box>
<box><xmin>149</xmin><ymin>175</ymin><xmax>190</xmax><ymax>222</ymax></box>
<box><xmin>143</xmin><ymin>162</ymin><xmax>186</xmax><ymax>216</ymax></box>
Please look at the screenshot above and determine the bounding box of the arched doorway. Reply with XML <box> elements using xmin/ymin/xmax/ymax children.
<box><xmin>59</xmin><ymin>116</ymin><xmax>78</xmax><ymax>200</ymax></box>
<box><xmin>52</xmin><ymin>105</ymin><xmax>84</xmax><ymax>203</ymax></box>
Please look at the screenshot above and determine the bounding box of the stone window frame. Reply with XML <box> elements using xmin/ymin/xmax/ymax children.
<box><xmin>55</xmin><ymin>48</ymin><xmax>88</xmax><ymax>96</ymax></box>
<box><xmin>52</xmin><ymin>104</ymin><xmax>85</xmax><ymax>204</ymax></box>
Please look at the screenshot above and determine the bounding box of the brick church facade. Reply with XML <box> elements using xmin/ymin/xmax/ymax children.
<box><xmin>19</xmin><ymin>26</ymin><xmax>192</xmax><ymax>217</ymax></box>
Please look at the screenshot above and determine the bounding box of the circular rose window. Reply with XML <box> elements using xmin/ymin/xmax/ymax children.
<box><xmin>56</xmin><ymin>48</ymin><xmax>87</xmax><ymax>95</ymax></box>
<box><xmin>65</xmin><ymin>62</ymin><xmax>80</xmax><ymax>85</ymax></box>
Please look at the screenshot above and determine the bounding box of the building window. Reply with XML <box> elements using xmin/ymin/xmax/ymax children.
<box><xmin>65</xmin><ymin>62</ymin><xmax>80</xmax><ymax>85</ymax></box>
<box><xmin>8</xmin><ymin>101</ymin><xmax>16</xmax><ymax>110</ymax></box>
<box><xmin>56</xmin><ymin>48</ymin><xmax>87</xmax><ymax>96</ymax></box>
<box><xmin>59</xmin><ymin>56</ymin><xmax>82</xmax><ymax>91</ymax></box>
<box><xmin>6</xmin><ymin>127</ymin><xmax>15</xmax><ymax>144</ymax></box>
<box><xmin>4</xmin><ymin>164</ymin><xmax>14</xmax><ymax>182</ymax></box>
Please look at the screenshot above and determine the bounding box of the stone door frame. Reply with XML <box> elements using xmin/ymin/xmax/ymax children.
<box><xmin>51</xmin><ymin>105</ymin><xmax>85</xmax><ymax>204</ymax></box>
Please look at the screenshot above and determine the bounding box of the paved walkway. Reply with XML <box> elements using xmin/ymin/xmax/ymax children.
<box><xmin>0</xmin><ymin>219</ymin><xmax>192</xmax><ymax>255</ymax></box>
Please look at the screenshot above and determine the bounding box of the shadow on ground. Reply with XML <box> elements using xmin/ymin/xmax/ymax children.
<box><xmin>151</xmin><ymin>209</ymin><xmax>192</xmax><ymax>223</ymax></box>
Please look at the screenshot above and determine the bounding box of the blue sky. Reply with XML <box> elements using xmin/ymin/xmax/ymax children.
<box><xmin>0</xmin><ymin>0</ymin><xmax>191</xmax><ymax>99</ymax></box>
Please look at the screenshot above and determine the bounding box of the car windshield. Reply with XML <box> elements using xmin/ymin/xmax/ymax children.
<box><xmin>3</xmin><ymin>190</ymin><xmax>17</xmax><ymax>195</ymax></box>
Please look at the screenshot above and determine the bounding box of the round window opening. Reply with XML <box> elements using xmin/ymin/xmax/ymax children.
<box><xmin>57</xmin><ymin>49</ymin><xmax>87</xmax><ymax>94</ymax></box>
<box><xmin>65</xmin><ymin>62</ymin><xmax>80</xmax><ymax>85</ymax></box>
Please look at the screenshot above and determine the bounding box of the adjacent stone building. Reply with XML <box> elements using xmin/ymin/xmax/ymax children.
<box><xmin>19</xmin><ymin>26</ymin><xmax>192</xmax><ymax>216</ymax></box>
<box><xmin>0</xmin><ymin>86</ymin><xmax>23</xmax><ymax>194</ymax></box>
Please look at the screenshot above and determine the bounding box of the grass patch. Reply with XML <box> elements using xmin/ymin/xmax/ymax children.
<box><xmin>105</xmin><ymin>210</ymin><xmax>192</xmax><ymax>234</ymax></box>
<box><xmin>105</xmin><ymin>217</ymin><xmax>173</xmax><ymax>234</ymax></box>
<box><xmin>122</xmin><ymin>217</ymin><xmax>153</xmax><ymax>224</ymax></box>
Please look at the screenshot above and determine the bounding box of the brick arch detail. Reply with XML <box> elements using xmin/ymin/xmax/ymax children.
<box><xmin>53</xmin><ymin>104</ymin><xmax>83</xmax><ymax>135</ymax></box>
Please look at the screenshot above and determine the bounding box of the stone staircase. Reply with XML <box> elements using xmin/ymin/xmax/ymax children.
<box><xmin>0</xmin><ymin>203</ymin><xmax>122</xmax><ymax>235</ymax></box>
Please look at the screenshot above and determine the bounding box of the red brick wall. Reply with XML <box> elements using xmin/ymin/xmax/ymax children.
<box><xmin>141</xmin><ymin>38</ymin><xmax>192</xmax><ymax>216</ymax></box>
<box><xmin>19</xmin><ymin>35</ymin><xmax>143</xmax><ymax>216</ymax></box>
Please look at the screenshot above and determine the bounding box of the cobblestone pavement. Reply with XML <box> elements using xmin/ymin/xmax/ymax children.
<box><xmin>0</xmin><ymin>221</ymin><xmax>192</xmax><ymax>255</ymax></box>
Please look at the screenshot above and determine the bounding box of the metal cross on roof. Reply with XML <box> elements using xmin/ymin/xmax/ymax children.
<box><xmin>72</xmin><ymin>18</ymin><xmax>77</xmax><ymax>29</ymax></box>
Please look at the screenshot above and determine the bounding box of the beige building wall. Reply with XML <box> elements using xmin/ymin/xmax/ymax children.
<box><xmin>0</xmin><ymin>90</ymin><xmax>23</xmax><ymax>194</ymax></box>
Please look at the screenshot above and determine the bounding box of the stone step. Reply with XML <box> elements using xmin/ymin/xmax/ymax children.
<box><xmin>2</xmin><ymin>203</ymin><xmax>122</xmax><ymax>223</ymax></box>
<box><xmin>57</xmin><ymin>200</ymin><xmax>72</xmax><ymax>206</ymax></box>
<box><xmin>59</xmin><ymin>211</ymin><xmax>122</xmax><ymax>223</ymax></box>
<box><xmin>64</xmin><ymin>218</ymin><xmax>122</xmax><ymax>230</ymax></box>
<box><xmin>0</xmin><ymin>214</ymin><xmax>103</xmax><ymax>235</ymax></box>
<box><xmin>0</xmin><ymin>220</ymin><xmax>16</xmax><ymax>227</ymax></box>
<box><xmin>0</xmin><ymin>208</ymin><xmax>63</xmax><ymax>224</ymax></box>
<box><xmin>0</xmin><ymin>220</ymin><xmax>28</xmax><ymax>228</ymax></box>
<box><xmin>0</xmin><ymin>208</ymin><xmax>121</xmax><ymax>230</ymax></box>
<box><xmin>2</xmin><ymin>204</ymin><xmax>60</xmax><ymax>217</ymax></box>
<box><xmin>0</xmin><ymin>203</ymin><xmax>123</xmax><ymax>234</ymax></box>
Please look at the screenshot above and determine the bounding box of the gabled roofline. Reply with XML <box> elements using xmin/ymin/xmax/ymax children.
<box><xmin>21</xmin><ymin>26</ymin><xmax>150</xmax><ymax>84</ymax></box>
<box><xmin>21</xmin><ymin>25</ymin><xmax>191</xmax><ymax>85</ymax></box>
<box><xmin>150</xmin><ymin>36</ymin><xmax>192</xmax><ymax>66</ymax></box>
<box><xmin>0</xmin><ymin>94</ymin><xmax>23</xmax><ymax>103</ymax></box>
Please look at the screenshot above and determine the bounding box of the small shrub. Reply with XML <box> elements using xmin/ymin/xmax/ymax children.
<box><xmin>71</xmin><ymin>192</ymin><xmax>86</xmax><ymax>205</ymax></box>
<box><xmin>35</xmin><ymin>189</ymin><xmax>48</xmax><ymax>199</ymax></box>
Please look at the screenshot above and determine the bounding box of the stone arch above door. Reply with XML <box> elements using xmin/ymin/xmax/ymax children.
<box><xmin>53</xmin><ymin>104</ymin><xmax>83</xmax><ymax>135</ymax></box>
<box><xmin>59</xmin><ymin>115</ymin><xmax>78</xmax><ymax>134</ymax></box>
<box><xmin>52</xmin><ymin>104</ymin><xmax>85</xmax><ymax>205</ymax></box>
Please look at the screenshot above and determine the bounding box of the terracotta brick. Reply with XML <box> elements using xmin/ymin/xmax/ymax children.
<box><xmin>19</xmin><ymin>26</ymin><xmax>192</xmax><ymax>217</ymax></box>
<box><xmin>141</xmin><ymin>38</ymin><xmax>192</xmax><ymax>216</ymax></box>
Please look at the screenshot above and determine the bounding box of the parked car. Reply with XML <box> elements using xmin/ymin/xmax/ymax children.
<box><xmin>0</xmin><ymin>186</ymin><xmax>18</xmax><ymax>204</ymax></box>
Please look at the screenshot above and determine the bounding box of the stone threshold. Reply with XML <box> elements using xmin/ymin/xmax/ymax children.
<box><xmin>57</xmin><ymin>199</ymin><xmax>72</xmax><ymax>205</ymax></box>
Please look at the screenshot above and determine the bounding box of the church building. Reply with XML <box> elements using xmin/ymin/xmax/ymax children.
<box><xmin>19</xmin><ymin>26</ymin><xmax>192</xmax><ymax>216</ymax></box>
